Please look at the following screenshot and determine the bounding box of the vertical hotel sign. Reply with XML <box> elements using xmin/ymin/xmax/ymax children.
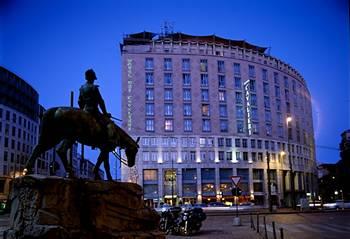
<box><xmin>244</xmin><ymin>80</ymin><xmax>252</xmax><ymax>135</ymax></box>
<box><xmin>127</xmin><ymin>59</ymin><xmax>133</xmax><ymax>131</ymax></box>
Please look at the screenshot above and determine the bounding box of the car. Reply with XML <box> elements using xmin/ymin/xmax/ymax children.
<box><xmin>207</xmin><ymin>202</ymin><xmax>227</xmax><ymax>207</ymax></box>
<box><xmin>193</xmin><ymin>203</ymin><xmax>207</xmax><ymax>208</ymax></box>
<box><xmin>323</xmin><ymin>200</ymin><xmax>350</xmax><ymax>209</ymax></box>
<box><xmin>154</xmin><ymin>203</ymin><xmax>172</xmax><ymax>213</ymax></box>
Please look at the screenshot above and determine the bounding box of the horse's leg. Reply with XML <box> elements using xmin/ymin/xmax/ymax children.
<box><xmin>103</xmin><ymin>154</ymin><xmax>113</xmax><ymax>181</ymax></box>
<box><xmin>93</xmin><ymin>150</ymin><xmax>109</xmax><ymax>180</ymax></box>
<box><xmin>56</xmin><ymin>139</ymin><xmax>75</xmax><ymax>178</ymax></box>
<box><xmin>25</xmin><ymin>136</ymin><xmax>62</xmax><ymax>174</ymax></box>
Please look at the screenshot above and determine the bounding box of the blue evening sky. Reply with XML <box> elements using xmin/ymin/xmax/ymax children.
<box><xmin>1</xmin><ymin>0</ymin><xmax>349</xmax><ymax>173</ymax></box>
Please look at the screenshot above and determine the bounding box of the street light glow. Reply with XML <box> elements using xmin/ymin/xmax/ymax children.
<box><xmin>286</xmin><ymin>116</ymin><xmax>293</xmax><ymax>124</ymax></box>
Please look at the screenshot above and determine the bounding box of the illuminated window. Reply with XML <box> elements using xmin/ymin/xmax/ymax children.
<box><xmin>183</xmin><ymin>104</ymin><xmax>192</xmax><ymax>116</ymax></box>
<box><xmin>164</xmin><ymin>104</ymin><xmax>173</xmax><ymax>116</ymax></box>
<box><xmin>200</xmin><ymin>59</ymin><xmax>208</xmax><ymax>72</ymax></box>
<box><xmin>201</xmin><ymin>104</ymin><xmax>210</xmax><ymax>116</ymax></box>
<box><xmin>143</xmin><ymin>169</ymin><xmax>158</xmax><ymax>181</ymax></box>
<box><xmin>164</xmin><ymin>88</ymin><xmax>173</xmax><ymax>101</ymax></box>
<box><xmin>184</xmin><ymin>119</ymin><xmax>192</xmax><ymax>132</ymax></box>
<box><xmin>165</xmin><ymin>119</ymin><xmax>173</xmax><ymax>131</ymax></box>
<box><xmin>219</xmin><ymin>90</ymin><xmax>226</xmax><ymax>102</ymax></box>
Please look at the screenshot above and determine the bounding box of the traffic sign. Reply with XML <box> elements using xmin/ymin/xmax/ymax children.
<box><xmin>231</xmin><ymin>176</ymin><xmax>241</xmax><ymax>186</ymax></box>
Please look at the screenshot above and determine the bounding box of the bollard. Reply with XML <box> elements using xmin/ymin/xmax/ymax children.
<box><xmin>264</xmin><ymin>216</ymin><xmax>268</xmax><ymax>239</ymax></box>
<box><xmin>280</xmin><ymin>228</ymin><xmax>284</xmax><ymax>239</ymax></box>
<box><xmin>272</xmin><ymin>221</ymin><xmax>276</xmax><ymax>239</ymax></box>
<box><xmin>250</xmin><ymin>213</ymin><xmax>255</xmax><ymax>230</ymax></box>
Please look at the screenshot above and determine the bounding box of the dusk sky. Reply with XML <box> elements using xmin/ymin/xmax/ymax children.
<box><xmin>1</xmin><ymin>0</ymin><xmax>349</xmax><ymax>172</ymax></box>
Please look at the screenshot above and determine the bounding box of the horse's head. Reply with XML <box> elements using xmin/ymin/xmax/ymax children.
<box><xmin>125</xmin><ymin>137</ymin><xmax>140</xmax><ymax>167</ymax></box>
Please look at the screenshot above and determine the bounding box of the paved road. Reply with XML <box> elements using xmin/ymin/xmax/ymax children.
<box><xmin>256</xmin><ymin>211</ymin><xmax>350</xmax><ymax>239</ymax></box>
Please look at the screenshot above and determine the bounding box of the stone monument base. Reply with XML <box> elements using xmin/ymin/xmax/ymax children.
<box><xmin>4</xmin><ymin>175</ymin><xmax>164</xmax><ymax>239</ymax></box>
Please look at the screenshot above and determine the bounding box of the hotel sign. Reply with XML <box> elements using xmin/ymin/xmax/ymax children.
<box><xmin>244</xmin><ymin>80</ymin><xmax>252</xmax><ymax>135</ymax></box>
<box><xmin>127</xmin><ymin>59</ymin><xmax>133</xmax><ymax>131</ymax></box>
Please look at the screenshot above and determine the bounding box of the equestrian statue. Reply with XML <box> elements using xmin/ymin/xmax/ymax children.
<box><xmin>24</xmin><ymin>69</ymin><xmax>139</xmax><ymax>180</ymax></box>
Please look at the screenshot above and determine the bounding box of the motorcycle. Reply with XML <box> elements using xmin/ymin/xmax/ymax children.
<box><xmin>159</xmin><ymin>206</ymin><xmax>206</xmax><ymax>236</ymax></box>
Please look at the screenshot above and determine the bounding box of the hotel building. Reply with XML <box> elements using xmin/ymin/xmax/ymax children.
<box><xmin>120</xmin><ymin>32</ymin><xmax>317</xmax><ymax>207</ymax></box>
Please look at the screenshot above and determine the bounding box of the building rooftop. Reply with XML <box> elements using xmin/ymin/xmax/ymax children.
<box><xmin>123</xmin><ymin>31</ymin><xmax>267</xmax><ymax>53</ymax></box>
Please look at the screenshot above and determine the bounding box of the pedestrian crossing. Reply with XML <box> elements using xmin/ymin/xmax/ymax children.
<box><xmin>263</xmin><ymin>222</ymin><xmax>350</xmax><ymax>234</ymax></box>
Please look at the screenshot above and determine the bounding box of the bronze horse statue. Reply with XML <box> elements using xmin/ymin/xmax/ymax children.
<box><xmin>24</xmin><ymin>107</ymin><xmax>139</xmax><ymax>180</ymax></box>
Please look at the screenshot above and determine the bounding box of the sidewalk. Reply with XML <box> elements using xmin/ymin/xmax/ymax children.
<box><xmin>167</xmin><ymin>215</ymin><xmax>261</xmax><ymax>239</ymax></box>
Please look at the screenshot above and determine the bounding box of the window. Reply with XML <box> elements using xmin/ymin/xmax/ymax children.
<box><xmin>251</xmin><ymin>108</ymin><xmax>258</xmax><ymax>121</ymax></box>
<box><xmin>250</xmin><ymin>94</ymin><xmax>257</xmax><ymax>106</ymax></box>
<box><xmin>243</xmin><ymin>152</ymin><xmax>248</xmax><ymax>161</ymax></box>
<box><xmin>143</xmin><ymin>169</ymin><xmax>157</xmax><ymax>181</ymax></box>
<box><xmin>234</xmin><ymin>77</ymin><xmax>241</xmax><ymax>89</ymax></box>
<box><xmin>235</xmin><ymin>138</ymin><xmax>241</xmax><ymax>147</ymax></box>
<box><xmin>235</xmin><ymin>92</ymin><xmax>243</xmax><ymax>104</ymax></box>
<box><xmin>200</xmin><ymin>59</ymin><xmax>208</xmax><ymax>72</ymax></box>
<box><xmin>183</xmin><ymin>104</ymin><xmax>192</xmax><ymax>116</ymax></box>
<box><xmin>219</xmin><ymin>105</ymin><xmax>227</xmax><ymax>117</ymax></box>
<box><xmin>183</xmin><ymin>73</ymin><xmax>191</xmax><ymax>86</ymax></box>
<box><xmin>249</xmin><ymin>80</ymin><xmax>256</xmax><ymax>92</ymax></box>
<box><xmin>202</xmin><ymin>119</ymin><xmax>211</xmax><ymax>132</ymax></box>
<box><xmin>184</xmin><ymin>119</ymin><xmax>192</xmax><ymax>132</ymax></box>
<box><xmin>274</xmin><ymin>72</ymin><xmax>279</xmax><ymax>85</ymax></box>
<box><xmin>145</xmin><ymin>119</ymin><xmax>154</xmax><ymax>131</ymax></box>
<box><xmin>257</xmin><ymin>140</ymin><xmax>262</xmax><ymax>149</ymax></box>
<box><xmin>164</xmin><ymin>104</ymin><xmax>173</xmax><ymax>116</ymax></box>
<box><xmin>201</xmin><ymin>89</ymin><xmax>209</xmax><ymax>102</ymax></box>
<box><xmin>265</xmin><ymin>140</ymin><xmax>270</xmax><ymax>150</ymax></box>
<box><xmin>218</xmin><ymin>75</ymin><xmax>226</xmax><ymax>88</ymax></box>
<box><xmin>284</xmin><ymin>76</ymin><xmax>289</xmax><ymax>88</ymax></box>
<box><xmin>145</xmin><ymin>58</ymin><xmax>154</xmax><ymax>70</ymax></box>
<box><xmin>226</xmin><ymin>152</ymin><xmax>232</xmax><ymax>161</ymax></box>
<box><xmin>219</xmin><ymin>91</ymin><xmax>226</xmax><ymax>102</ymax></box>
<box><xmin>145</xmin><ymin>103</ymin><xmax>154</xmax><ymax>116</ymax></box>
<box><xmin>6</xmin><ymin>111</ymin><xmax>10</xmax><ymax>121</ymax></box>
<box><xmin>218</xmin><ymin>138</ymin><xmax>224</xmax><ymax>147</ymax></box>
<box><xmin>218</xmin><ymin>60</ymin><xmax>225</xmax><ymax>73</ymax></box>
<box><xmin>263</xmin><ymin>82</ymin><xmax>269</xmax><ymax>95</ymax></box>
<box><xmin>248</xmin><ymin>65</ymin><xmax>255</xmax><ymax>78</ymax></box>
<box><xmin>237</xmin><ymin>120</ymin><xmax>244</xmax><ymax>133</ymax></box>
<box><xmin>285</xmin><ymin>89</ymin><xmax>290</xmax><ymax>102</ymax></box>
<box><xmin>220</xmin><ymin>120</ymin><xmax>228</xmax><ymax>132</ymax></box>
<box><xmin>145</xmin><ymin>72</ymin><xmax>154</xmax><ymax>85</ymax></box>
<box><xmin>242</xmin><ymin>139</ymin><xmax>248</xmax><ymax>148</ymax></box>
<box><xmin>251</xmin><ymin>139</ymin><xmax>256</xmax><ymax>148</ymax></box>
<box><xmin>164</xmin><ymin>58</ymin><xmax>172</xmax><ymax>70</ymax></box>
<box><xmin>165</xmin><ymin>119</ymin><xmax>173</xmax><ymax>131</ymax></box>
<box><xmin>12</xmin><ymin>113</ymin><xmax>16</xmax><ymax>123</ymax></box>
<box><xmin>264</xmin><ymin>96</ymin><xmax>270</xmax><ymax>108</ymax></box>
<box><xmin>276</xmin><ymin>99</ymin><xmax>281</xmax><ymax>111</ymax></box>
<box><xmin>201</xmin><ymin>74</ymin><xmax>209</xmax><ymax>86</ymax></box>
<box><xmin>265</xmin><ymin>110</ymin><xmax>272</xmax><ymax>122</ymax></box>
<box><xmin>275</xmin><ymin>86</ymin><xmax>281</xmax><ymax>98</ymax></box>
<box><xmin>182</xmin><ymin>58</ymin><xmax>190</xmax><ymax>71</ymax></box>
<box><xmin>226</xmin><ymin>138</ymin><xmax>232</xmax><ymax>147</ymax></box>
<box><xmin>252</xmin><ymin>122</ymin><xmax>259</xmax><ymax>134</ymax></box>
<box><xmin>219</xmin><ymin>151</ymin><xmax>225</xmax><ymax>160</ymax></box>
<box><xmin>266</xmin><ymin>123</ymin><xmax>272</xmax><ymax>136</ymax></box>
<box><xmin>183</xmin><ymin>89</ymin><xmax>191</xmax><ymax>101</ymax></box>
<box><xmin>164</xmin><ymin>89</ymin><xmax>173</xmax><ymax>101</ymax></box>
<box><xmin>236</xmin><ymin>106</ymin><xmax>244</xmax><ymax>119</ymax></box>
<box><xmin>234</xmin><ymin>63</ymin><xmax>241</xmax><ymax>75</ymax></box>
<box><xmin>145</xmin><ymin>88</ymin><xmax>154</xmax><ymax>101</ymax></box>
<box><xmin>164</xmin><ymin>73</ymin><xmax>172</xmax><ymax>85</ymax></box>
<box><xmin>262</xmin><ymin>69</ymin><xmax>268</xmax><ymax>81</ymax></box>
<box><xmin>201</xmin><ymin>104</ymin><xmax>210</xmax><ymax>116</ymax></box>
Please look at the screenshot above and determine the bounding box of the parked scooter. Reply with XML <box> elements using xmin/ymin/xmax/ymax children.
<box><xmin>159</xmin><ymin>206</ymin><xmax>206</xmax><ymax>236</ymax></box>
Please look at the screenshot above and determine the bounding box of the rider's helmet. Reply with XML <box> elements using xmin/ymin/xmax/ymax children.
<box><xmin>85</xmin><ymin>69</ymin><xmax>97</xmax><ymax>81</ymax></box>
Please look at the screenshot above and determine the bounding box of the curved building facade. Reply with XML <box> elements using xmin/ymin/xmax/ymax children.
<box><xmin>120</xmin><ymin>32</ymin><xmax>317</xmax><ymax>207</ymax></box>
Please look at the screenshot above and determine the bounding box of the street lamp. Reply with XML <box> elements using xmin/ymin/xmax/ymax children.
<box><xmin>286</xmin><ymin>116</ymin><xmax>296</xmax><ymax>210</ymax></box>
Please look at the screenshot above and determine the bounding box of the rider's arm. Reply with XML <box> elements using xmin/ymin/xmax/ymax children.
<box><xmin>96</xmin><ymin>87</ymin><xmax>108</xmax><ymax>115</ymax></box>
<box><xmin>78</xmin><ymin>88</ymin><xmax>84</xmax><ymax>109</ymax></box>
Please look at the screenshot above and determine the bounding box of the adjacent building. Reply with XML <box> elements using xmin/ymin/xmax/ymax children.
<box><xmin>120</xmin><ymin>32</ymin><xmax>317</xmax><ymax>207</ymax></box>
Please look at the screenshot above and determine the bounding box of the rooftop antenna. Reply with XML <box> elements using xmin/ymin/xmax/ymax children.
<box><xmin>161</xmin><ymin>21</ymin><xmax>174</xmax><ymax>37</ymax></box>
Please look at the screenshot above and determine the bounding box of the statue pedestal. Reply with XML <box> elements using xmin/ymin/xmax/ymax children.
<box><xmin>4</xmin><ymin>175</ymin><xmax>164</xmax><ymax>239</ymax></box>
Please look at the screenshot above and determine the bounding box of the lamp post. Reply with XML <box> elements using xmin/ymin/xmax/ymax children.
<box><xmin>286</xmin><ymin>116</ymin><xmax>296</xmax><ymax>210</ymax></box>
